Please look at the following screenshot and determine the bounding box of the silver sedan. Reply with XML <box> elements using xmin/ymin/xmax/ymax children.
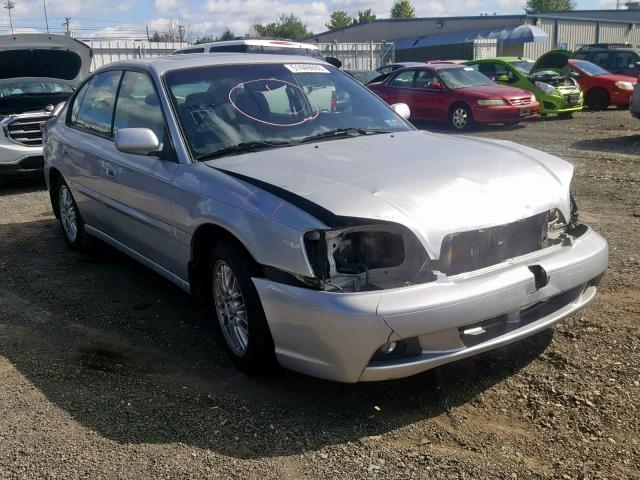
<box><xmin>44</xmin><ymin>54</ymin><xmax>608</xmax><ymax>382</ymax></box>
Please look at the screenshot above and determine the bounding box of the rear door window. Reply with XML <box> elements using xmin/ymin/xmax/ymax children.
<box><xmin>390</xmin><ymin>70</ymin><xmax>416</xmax><ymax>88</ymax></box>
<box><xmin>592</xmin><ymin>52</ymin><xmax>613</xmax><ymax>69</ymax></box>
<box><xmin>70</xmin><ymin>70</ymin><xmax>122</xmax><ymax>136</ymax></box>
<box><xmin>614</xmin><ymin>52</ymin><xmax>638</xmax><ymax>70</ymax></box>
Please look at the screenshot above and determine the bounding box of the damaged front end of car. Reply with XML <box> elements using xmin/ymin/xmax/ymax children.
<box><xmin>298</xmin><ymin>200</ymin><xmax>584</xmax><ymax>293</ymax></box>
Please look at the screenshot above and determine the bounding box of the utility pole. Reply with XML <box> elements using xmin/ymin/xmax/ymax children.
<box><xmin>42</xmin><ymin>0</ymin><xmax>49</xmax><ymax>33</ymax></box>
<box><xmin>63</xmin><ymin>16</ymin><xmax>71</xmax><ymax>36</ymax></box>
<box><xmin>146</xmin><ymin>24</ymin><xmax>149</xmax><ymax>41</ymax></box>
<box><xmin>2</xmin><ymin>0</ymin><xmax>15</xmax><ymax>35</ymax></box>
<box><xmin>178</xmin><ymin>23</ymin><xmax>185</xmax><ymax>43</ymax></box>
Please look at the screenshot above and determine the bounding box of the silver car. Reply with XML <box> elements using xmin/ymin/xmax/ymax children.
<box><xmin>44</xmin><ymin>54</ymin><xmax>608</xmax><ymax>383</ymax></box>
<box><xmin>631</xmin><ymin>81</ymin><xmax>640</xmax><ymax>120</ymax></box>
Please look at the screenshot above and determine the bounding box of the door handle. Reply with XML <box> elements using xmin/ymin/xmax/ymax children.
<box><xmin>102</xmin><ymin>161</ymin><xmax>117</xmax><ymax>178</ymax></box>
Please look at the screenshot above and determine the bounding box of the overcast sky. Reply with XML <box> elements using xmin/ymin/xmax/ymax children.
<box><xmin>0</xmin><ymin>0</ymin><xmax>622</xmax><ymax>39</ymax></box>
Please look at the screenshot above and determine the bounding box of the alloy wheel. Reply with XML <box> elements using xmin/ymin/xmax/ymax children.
<box><xmin>213</xmin><ymin>260</ymin><xmax>249</xmax><ymax>356</ymax></box>
<box><xmin>452</xmin><ymin>107</ymin><xmax>469</xmax><ymax>129</ymax></box>
<box><xmin>59</xmin><ymin>185</ymin><xmax>78</xmax><ymax>242</ymax></box>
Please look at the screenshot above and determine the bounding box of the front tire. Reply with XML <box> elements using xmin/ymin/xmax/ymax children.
<box><xmin>57</xmin><ymin>181</ymin><xmax>87</xmax><ymax>250</ymax></box>
<box><xmin>207</xmin><ymin>242</ymin><xmax>275</xmax><ymax>373</ymax></box>
<box><xmin>585</xmin><ymin>88</ymin><xmax>610</xmax><ymax>111</ymax></box>
<box><xmin>449</xmin><ymin>104</ymin><xmax>472</xmax><ymax>130</ymax></box>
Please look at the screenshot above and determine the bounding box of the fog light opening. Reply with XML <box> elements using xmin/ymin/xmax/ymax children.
<box><xmin>380</xmin><ymin>341</ymin><xmax>397</xmax><ymax>355</ymax></box>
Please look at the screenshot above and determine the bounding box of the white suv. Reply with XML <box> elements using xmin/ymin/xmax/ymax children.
<box><xmin>0</xmin><ymin>34</ymin><xmax>91</xmax><ymax>178</ymax></box>
<box><xmin>173</xmin><ymin>38</ymin><xmax>325</xmax><ymax>60</ymax></box>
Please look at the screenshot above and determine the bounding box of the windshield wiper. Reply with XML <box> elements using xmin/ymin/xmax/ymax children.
<box><xmin>196</xmin><ymin>139</ymin><xmax>292</xmax><ymax>161</ymax></box>
<box><xmin>296</xmin><ymin>128</ymin><xmax>393</xmax><ymax>144</ymax></box>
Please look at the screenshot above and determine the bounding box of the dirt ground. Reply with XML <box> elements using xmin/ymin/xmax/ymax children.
<box><xmin>1</xmin><ymin>110</ymin><xmax>638</xmax><ymax>480</ymax></box>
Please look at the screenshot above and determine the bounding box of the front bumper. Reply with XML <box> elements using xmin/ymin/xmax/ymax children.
<box><xmin>471</xmin><ymin>102</ymin><xmax>540</xmax><ymax>124</ymax></box>
<box><xmin>254</xmin><ymin>228</ymin><xmax>608</xmax><ymax>383</ymax></box>
<box><xmin>0</xmin><ymin>133</ymin><xmax>45</xmax><ymax>177</ymax></box>
<box><xmin>539</xmin><ymin>92</ymin><xmax>583</xmax><ymax>114</ymax></box>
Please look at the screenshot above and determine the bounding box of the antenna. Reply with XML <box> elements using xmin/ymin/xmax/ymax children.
<box><xmin>42</xmin><ymin>0</ymin><xmax>49</xmax><ymax>33</ymax></box>
<box><xmin>2</xmin><ymin>0</ymin><xmax>15</xmax><ymax>35</ymax></box>
<box><xmin>63</xmin><ymin>16</ymin><xmax>71</xmax><ymax>36</ymax></box>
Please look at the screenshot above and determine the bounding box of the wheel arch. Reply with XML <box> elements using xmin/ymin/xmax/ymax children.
<box><xmin>47</xmin><ymin>167</ymin><xmax>64</xmax><ymax>219</ymax></box>
<box><xmin>189</xmin><ymin>222</ymin><xmax>262</xmax><ymax>303</ymax></box>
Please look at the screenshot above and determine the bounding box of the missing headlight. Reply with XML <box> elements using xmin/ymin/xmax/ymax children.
<box><xmin>304</xmin><ymin>223</ymin><xmax>434</xmax><ymax>292</ymax></box>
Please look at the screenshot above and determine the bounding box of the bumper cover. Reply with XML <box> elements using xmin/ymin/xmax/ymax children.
<box><xmin>254</xmin><ymin>228</ymin><xmax>608</xmax><ymax>382</ymax></box>
<box><xmin>472</xmin><ymin>103</ymin><xmax>540</xmax><ymax>124</ymax></box>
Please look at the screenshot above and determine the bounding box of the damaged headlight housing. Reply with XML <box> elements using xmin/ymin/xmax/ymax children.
<box><xmin>535</xmin><ymin>81</ymin><xmax>557</xmax><ymax>95</ymax></box>
<box><xmin>303</xmin><ymin>224</ymin><xmax>435</xmax><ymax>292</ymax></box>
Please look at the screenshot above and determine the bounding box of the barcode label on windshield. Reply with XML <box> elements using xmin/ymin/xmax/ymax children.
<box><xmin>284</xmin><ymin>64</ymin><xmax>330</xmax><ymax>74</ymax></box>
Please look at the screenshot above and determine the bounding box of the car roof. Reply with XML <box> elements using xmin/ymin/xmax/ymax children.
<box><xmin>175</xmin><ymin>38</ymin><xmax>320</xmax><ymax>51</ymax></box>
<box><xmin>94</xmin><ymin>53</ymin><xmax>329</xmax><ymax>76</ymax></box>
<box><xmin>468</xmin><ymin>57</ymin><xmax>532</xmax><ymax>63</ymax></box>
<box><xmin>395</xmin><ymin>63</ymin><xmax>470</xmax><ymax>71</ymax></box>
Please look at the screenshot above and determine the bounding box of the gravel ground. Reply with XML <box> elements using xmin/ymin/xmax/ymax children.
<box><xmin>1</xmin><ymin>110</ymin><xmax>639</xmax><ymax>479</ymax></box>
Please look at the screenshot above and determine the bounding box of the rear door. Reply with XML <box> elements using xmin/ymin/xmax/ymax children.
<box><xmin>61</xmin><ymin>70</ymin><xmax>123</xmax><ymax>232</ymax></box>
<box><xmin>613</xmin><ymin>51</ymin><xmax>640</xmax><ymax>77</ymax></box>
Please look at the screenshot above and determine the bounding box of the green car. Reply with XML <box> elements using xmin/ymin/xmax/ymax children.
<box><xmin>466</xmin><ymin>52</ymin><xmax>583</xmax><ymax>116</ymax></box>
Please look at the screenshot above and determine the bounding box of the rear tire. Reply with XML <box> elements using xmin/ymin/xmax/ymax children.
<box><xmin>206</xmin><ymin>241</ymin><xmax>275</xmax><ymax>374</ymax></box>
<box><xmin>56</xmin><ymin>180</ymin><xmax>88</xmax><ymax>251</ymax></box>
<box><xmin>449</xmin><ymin>104</ymin><xmax>473</xmax><ymax>130</ymax></box>
<box><xmin>585</xmin><ymin>88</ymin><xmax>610</xmax><ymax>111</ymax></box>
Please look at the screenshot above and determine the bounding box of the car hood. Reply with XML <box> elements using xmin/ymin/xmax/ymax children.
<box><xmin>0</xmin><ymin>34</ymin><xmax>92</xmax><ymax>85</ymax></box>
<box><xmin>457</xmin><ymin>84</ymin><xmax>531</xmax><ymax>98</ymax></box>
<box><xmin>532</xmin><ymin>49</ymin><xmax>571</xmax><ymax>73</ymax></box>
<box><xmin>594</xmin><ymin>73</ymin><xmax>638</xmax><ymax>84</ymax></box>
<box><xmin>206</xmin><ymin>130</ymin><xmax>573</xmax><ymax>258</ymax></box>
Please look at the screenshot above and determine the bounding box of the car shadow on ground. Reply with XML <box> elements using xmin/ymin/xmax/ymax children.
<box><xmin>0</xmin><ymin>176</ymin><xmax>47</xmax><ymax>196</ymax></box>
<box><xmin>413</xmin><ymin>120</ymin><xmax>530</xmax><ymax>135</ymax></box>
<box><xmin>0</xmin><ymin>219</ymin><xmax>553</xmax><ymax>460</ymax></box>
<box><xmin>571</xmin><ymin>134</ymin><xmax>640</xmax><ymax>156</ymax></box>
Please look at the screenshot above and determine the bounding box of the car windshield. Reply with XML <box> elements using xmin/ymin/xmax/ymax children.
<box><xmin>509</xmin><ymin>60</ymin><xmax>534</xmax><ymax>74</ymax></box>
<box><xmin>571</xmin><ymin>59</ymin><xmax>610</xmax><ymax>76</ymax></box>
<box><xmin>438</xmin><ymin>67</ymin><xmax>494</xmax><ymax>89</ymax></box>
<box><xmin>0</xmin><ymin>80</ymin><xmax>73</xmax><ymax>97</ymax></box>
<box><xmin>165</xmin><ymin>63</ymin><xmax>411</xmax><ymax>160</ymax></box>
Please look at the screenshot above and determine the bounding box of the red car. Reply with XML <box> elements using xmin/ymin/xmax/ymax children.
<box><xmin>568</xmin><ymin>58</ymin><xmax>637</xmax><ymax>110</ymax></box>
<box><xmin>367</xmin><ymin>63</ymin><xmax>539</xmax><ymax>130</ymax></box>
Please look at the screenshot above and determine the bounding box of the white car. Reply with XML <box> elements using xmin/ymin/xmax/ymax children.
<box><xmin>173</xmin><ymin>38</ymin><xmax>324</xmax><ymax>59</ymax></box>
<box><xmin>0</xmin><ymin>34</ymin><xmax>91</xmax><ymax>178</ymax></box>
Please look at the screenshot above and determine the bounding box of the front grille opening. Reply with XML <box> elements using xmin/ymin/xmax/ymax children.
<box><xmin>18</xmin><ymin>155</ymin><xmax>44</xmax><ymax>170</ymax></box>
<box><xmin>458</xmin><ymin>285</ymin><xmax>585</xmax><ymax>348</ymax></box>
<box><xmin>435</xmin><ymin>212</ymin><xmax>550</xmax><ymax>276</ymax></box>
<box><xmin>6</xmin><ymin>115</ymin><xmax>50</xmax><ymax>147</ymax></box>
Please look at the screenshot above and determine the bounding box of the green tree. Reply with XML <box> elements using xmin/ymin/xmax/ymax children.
<box><xmin>525</xmin><ymin>0</ymin><xmax>575</xmax><ymax>13</ymax></box>
<box><xmin>254</xmin><ymin>14</ymin><xmax>313</xmax><ymax>40</ymax></box>
<box><xmin>326</xmin><ymin>11</ymin><xmax>353</xmax><ymax>30</ymax></box>
<box><xmin>354</xmin><ymin>9</ymin><xmax>377</xmax><ymax>24</ymax></box>
<box><xmin>218</xmin><ymin>27</ymin><xmax>235</xmax><ymax>40</ymax></box>
<box><xmin>390</xmin><ymin>0</ymin><xmax>416</xmax><ymax>19</ymax></box>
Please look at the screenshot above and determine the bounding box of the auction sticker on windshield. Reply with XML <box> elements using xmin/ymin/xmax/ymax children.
<box><xmin>284</xmin><ymin>64</ymin><xmax>330</xmax><ymax>74</ymax></box>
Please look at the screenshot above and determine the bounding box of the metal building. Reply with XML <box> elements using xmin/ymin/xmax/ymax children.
<box><xmin>308</xmin><ymin>9</ymin><xmax>640</xmax><ymax>62</ymax></box>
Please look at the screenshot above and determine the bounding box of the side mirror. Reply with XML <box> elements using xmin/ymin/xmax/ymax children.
<box><xmin>115</xmin><ymin>128</ymin><xmax>161</xmax><ymax>156</ymax></box>
<box><xmin>325</xmin><ymin>56</ymin><xmax>343</xmax><ymax>69</ymax></box>
<box><xmin>430</xmin><ymin>81</ymin><xmax>444</xmax><ymax>90</ymax></box>
<box><xmin>496</xmin><ymin>74</ymin><xmax>510</xmax><ymax>82</ymax></box>
<box><xmin>390</xmin><ymin>103</ymin><xmax>410</xmax><ymax>120</ymax></box>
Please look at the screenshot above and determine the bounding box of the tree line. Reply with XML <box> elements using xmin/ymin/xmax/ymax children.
<box><xmin>149</xmin><ymin>0</ymin><xmax>575</xmax><ymax>43</ymax></box>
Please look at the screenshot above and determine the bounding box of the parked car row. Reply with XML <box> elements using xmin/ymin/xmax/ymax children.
<box><xmin>361</xmin><ymin>46</ymin><xmax>639</xmax><ymax>130</ymax></box>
